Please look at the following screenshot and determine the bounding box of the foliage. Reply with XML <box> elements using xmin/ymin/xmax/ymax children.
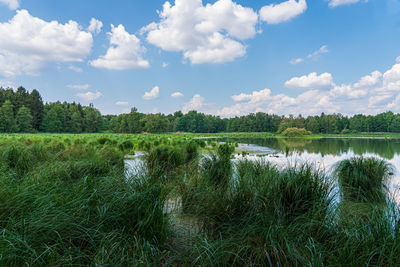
<box><xmin>334</xmin><ymin>156</ymin><xmax>393</xmax><ymax>203</ymax></box>
<box><xmin>16</xmin><ymin>105</ymin><xmax>33</xmax><ymax>133</ymax></box>
<box><xmin>282</xmin><ymin>127</ymin><xmax>312</xmax><ymax>137</ymax></box>
<box><xmin>0</xmin><ymin>141</ymin><xmax>168</xmax><ymax>265</ymax></box>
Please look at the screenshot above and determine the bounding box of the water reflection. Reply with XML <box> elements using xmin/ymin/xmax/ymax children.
<box><xmin>225</xmin><ymin>137</ymin><xmax>400</xmax><ymax>160</ymax></box>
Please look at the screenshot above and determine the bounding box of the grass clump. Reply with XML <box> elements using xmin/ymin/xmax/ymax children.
<box><xmin>334</xmin><ymin>156</ymin><xmax>393</xmax><ymax>203</ymax></box>
<box><xmin>0</xmin><ymin>141</ymin><xmax>169</xmax><ymax>266</ymax></box>
<box><xmin>180</xmin><ymin>160</ymin><xmax>335</xmax><ymax>265</ymax></box>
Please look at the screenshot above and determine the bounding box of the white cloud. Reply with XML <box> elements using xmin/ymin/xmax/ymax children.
<box><xmin>328</xmin><ymin>0</ymin><xmax>365</xmax><ymax>8</ymax></box>
<box><xmin>183</xmin><ymin>94</ymin><xmax>204</xmax><ymax>113</ymax></box>
<box><xmin>67</xmin><ymin>84</ymin><xmax>90</xmax><ymax>90</ymax></box>
<box><xmin>290</xmin><ymin>58</ymin><xmax>304</xmax><ymax>65</ymax></box>
<box><xmin>260</xmin><ymin>0</ymin><xmax>307</xmax><ymax>24</ymax></box>
<box><xmin>116</xmin><ymin>101</ymin><xmax>129</xmax><ymax>106</ymax></box>
<box><xmin>388</xmin><ymin>94</ymin><xmax>400</xmax><ymax>109</ymax></box>
<box><xmin>76</xmin><ymin>91</ymin><xmax>103</xmax><ymax>101</ymax></box>
<box><xmin>285</xmin><ymin>72</ymin><xmax>334</xmax><ymax>89</ymax></box>
<box><xmin>171</xmin><ymin>91</ymin><xmax>184</xmax><ymax>98</ymax></box>
<box><xmin>162</xmin><ymin>62</ymin><xmax>168</xmax><ymax>68</ymax></box>
<box><xmin>143</xmin><ymin>86</ymin><xmax>160</xmax><ymax>100</ymax></box>
<box><xmin>68</xmin><ymin>65</ymin><xmax>83</xmax><ymax>73</ymax></box>
<box><xmin>141</xmin><ymin>0</ymin><xmax>258</xmax><ymax>64</ymax></box>
<box><xmin>353</xmin><ymin>70</ymin><xmax>382</xmax><ymax>88</ymax></box>
<box><xmin>383</xmin><ymin>63</ymin><xmax>400</xmax><ymax>84</ymax></box>
<box><xmin>0</xmin><ymin>10</ymin><xmax>93</xmax><ymax>78</ymax></box>
<box><xmin>220</xmin><ymin>88</ymin><xmax>338</xmax><ymax>117</ymax></box>
<box><xmin>217</xmin><ymin>57</ymin><xmax>400</xmax><ymax>117</ymax></box>
<box><xmin>397</xmin><ymin>56</ymin><xmax>400</xmax><ymax>63</ymax></box>
<box><xmin>90</xmin><ymin>24</ymin><xmax>150</xmax><ymax>70</ymax></box>
<box><xmin>290</xmin><ymin>45</ymin><xmax>328</xmax><ymax>65</ymax></box>
<box><xmin>330</xmin><ymin>84</ymin><xmax>367</xmax><ymax>99</ymax></box>
<box><xmin>0</xmin><ymin>79</ymin><xmax>14</xmax><ymax>88</ymax></box>
<box><xmin>0</xmin><ymin>0</ymin><xmax>19</xmax><ymax>10</ymax></box>
<box><xmin>87</xmin><ymin>18</ymin><xmax>103</xmax><ymax>34</ymax></box>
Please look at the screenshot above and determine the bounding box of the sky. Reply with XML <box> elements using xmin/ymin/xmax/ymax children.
<box><xmin>0</xmin><ymin>0</ymin><xmax>399</xmax><ymax>117</ymax></box>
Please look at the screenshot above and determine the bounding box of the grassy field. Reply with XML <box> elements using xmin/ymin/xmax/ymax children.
<box><xmin>0</xmin><ymin>133</ymin><xmax>399</xmax><ymax>266</ymax></box>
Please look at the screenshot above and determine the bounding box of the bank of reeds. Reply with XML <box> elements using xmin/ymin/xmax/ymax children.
<box><xmin>0</xmin><ymin>142</ymin><xmax>169</xmax><ymax>266</ymax></box>
<box><xmin>1</xmin><ymin>137</ymin><xmax>400</xmax><ymax>266</ymax></box>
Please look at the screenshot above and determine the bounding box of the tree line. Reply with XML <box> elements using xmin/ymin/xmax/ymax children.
<box><xmin>1</xmin><ymin>87</ymin><xmax>400</xmax><ymax>134</ymax></box>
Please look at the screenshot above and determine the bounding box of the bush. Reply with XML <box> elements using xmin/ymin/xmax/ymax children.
<box><xmin>282</xmin><ymin>127</ymin><xmax>312</xmax><ymax>137</ymax></box>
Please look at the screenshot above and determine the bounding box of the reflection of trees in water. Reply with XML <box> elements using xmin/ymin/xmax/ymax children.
<box><xmin>278</xmin><ymin>138</ymin><xmax>312</xmax><ymax>153</ymax></box>
<box><xmin>224</xmin><ymin>137</ymin><xmax>400</xmax><ymax>160</ymax></box>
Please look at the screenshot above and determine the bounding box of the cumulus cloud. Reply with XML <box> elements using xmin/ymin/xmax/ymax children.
<box><xmin>87</xmin><ymin>18</ymin><xmax>103</xmax><ymax>34</ymax></box>
<box><xmin>183</xmin><ymin>94</ymin><xmax>204</xmax><ymax>113</ymax></box>
<box><xmin>353</xmin><ymin>71</ymin><xmax>382</xmax><ymax>88</ymax></box>
<box><xmin>328</xmin><ymin>0</ymin><xmax>366</xmax><ymax>8</ymax></box>
<box><xmin>220</xmin><ymin>87</ymin><xmax>337</xmax><ymax>117</ymax></box>
<box><xmin>290</xmin><ymin>45</ymin><xmax>328</xmax><ymax>65</ymax></box>
<box><xmin>116</xmin><ymin>101</ymin><xmax>129</xmax><ymax>106</ymax></box>
<box><xmin>330</xmin><ymin>84</ymin><xmax>367</xmax><ymax>99</ymax></box>
<box><xmin>217</xmin><ymin>58</ymin><xmax>400</xmax><ymax>117</ymax></box>
<box><xmin>0</xmin><ymin>10</ymin><xmax>93</xmax><ymax>78</ymax></box>
<box><xmin>260</xmin><ymin>0</ymin><xmax>307</xmax><ymax>24</ymax></box>
<box><xmin>90</xmin><ymin>24</ymin><xmax>150</xmax><ymax>70</ymax></box>
<box><xmin>0</xmin><ymin>0</ymin><xmax>19</xmax><ymax>10</ymax></box>
<box><xmin>171</xmin><ymin>91</ymin><xmax>184</xmax><ymax>98</ymax></box>
<box><xmin>397</xmin><ymin>56</ymin><xmax>400</xmax><ymax>63</ymax></box>
<box><xmin>143</xmin><ymin>86</ymin><xmax>160</xmax><ymax>100</ymax></box>
<box><xmin>141</xmin><ymin>0</ymin><xmax>258</xmax><ymax>64</ymax></box>
<box><xmin>67</xmin><ymin>84</ymin><xmax>90</xmax><ymax>90</ymax></box>
<box><xmin>76</xmin><ymin>91</ymin><xmax>103</xmax><ymax>101</ymax></box>
<box><xmin>285</xmin><ymin>72</ymin><xmax>334</xmax><ymax>89</ymax></box>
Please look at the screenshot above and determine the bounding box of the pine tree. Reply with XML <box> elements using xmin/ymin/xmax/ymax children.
<box><xmin>27</xmin><ymin>89</ymin><xmax>44</xmax><ymax>131</ymax></box>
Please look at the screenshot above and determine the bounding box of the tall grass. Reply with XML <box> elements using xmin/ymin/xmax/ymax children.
<box><xmin>334</xmin><ymin>156</ymin><xmax>393</xmax><ymax>203</ymax></box>
<box><xmin>1</xmin><ymin>135</ymin><xmax>400</xmax><ymax>266</ymax></box>
<box><xmin>0</xmin><ymin>142</ymin><xmax>169</xmax><ymax>265</ymax></box>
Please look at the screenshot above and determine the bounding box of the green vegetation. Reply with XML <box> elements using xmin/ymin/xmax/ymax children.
<box><xmin>3</xmin><ymin>87</ymin><xmax>400</xmax><ymax>135</ymax></box>
<box><xmin>281</xmin><ymin>127</ymin><xmax>312</xmax><ymax>137</ymax></box>
<box><xmin>334</xmin><ymin>157</ymin><xmax>393</xmax><ymax>203</ymax></box>
<box><xmin>0</xmin><ymin>139</ymin><xmax>169</xmax><ymax>265</ymax></box>
<box><xmin>0</xmin><ymin>134</ymin><xmax>399</xmax><ymax>266</ymax></box>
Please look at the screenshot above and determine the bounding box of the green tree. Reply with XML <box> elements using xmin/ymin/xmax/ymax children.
<box><xmin>141</xmin><ymin>113</ymin><xmax>170</xmax><ymax>133</ymax></box>
<box><xmin>70</xmin><ymin>111</ymin><xmax>83</xmax><ymax>133</ymax></box>
<box><xmin>41</xmin><ymin>105</ymin><xmax>65</xmax><ymax>132</ymax></box>
<box><xmin>16</xmin><ymin>105</ymin><xmax>33</xmax><ymax>132</ymax></box>
<box><xmin>83</xmin><ymin>106</ymin><xmax>102</xmax><ymax>133</ymax></box>
<box><xmin>27</xmin><ymin>89</ymin><xmax>44</xmax><ymax>130</ymax></box>
<box><xmin>0</xmin><ymin>100</ymin><xmax>18</xmax><ymax>132</ymax></box>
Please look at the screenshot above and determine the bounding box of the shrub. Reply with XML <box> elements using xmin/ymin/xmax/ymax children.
<box><xmin>282</xmin><ymin>127</ymin><xmax>312</xmax><ymax>137</ymax></box>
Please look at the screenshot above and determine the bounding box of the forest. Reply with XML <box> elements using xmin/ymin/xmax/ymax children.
<box><xmin>1</xmin><ymin>86</ymin><xmax>400</xmax><ymax>134</ymax></box>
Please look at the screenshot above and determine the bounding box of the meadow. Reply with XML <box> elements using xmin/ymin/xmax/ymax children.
<box><xmin>0</xmin><ymin>133</ymin><xmax>399</xmax><ymax>266</ymax></box>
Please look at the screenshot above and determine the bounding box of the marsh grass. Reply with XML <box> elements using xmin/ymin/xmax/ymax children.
<box><xmin>334</xmin><ymin>156</ymin><xmax>393</xmax><ymax>203</ymax></box>
<box><xmin>1</xmin><ymin>135</ymin><xmax>400</xmax><ymax>266</ymax></box>
<box><xmin>0</xmin><ymin>142</ymin><xmax>169</xmax><ymax>266</ymax></box>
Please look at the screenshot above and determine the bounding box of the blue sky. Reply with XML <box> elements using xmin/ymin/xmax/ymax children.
<box><xmin>0</xmin><ymin>0</ymin><xmax>399</xmax><ymax>116</ymax></box>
